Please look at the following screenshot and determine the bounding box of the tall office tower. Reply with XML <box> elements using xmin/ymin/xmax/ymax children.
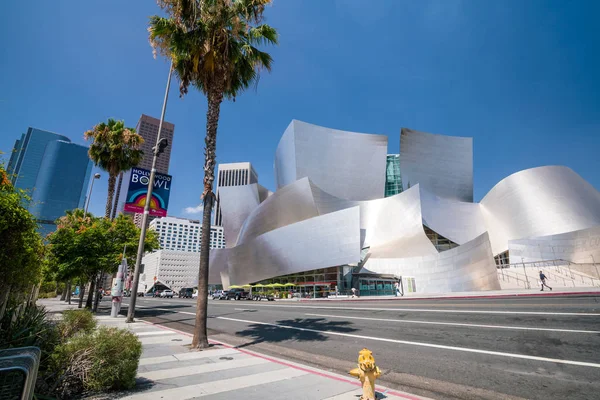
<box><xmin>136</xmin><ymin>114</ymin><xmax>175</xmax><ymax>174</ymax></box>
<box><xmin>213</xmin><ymin>162</ymin><xmax>258</xmax><ymax>226</ymax></box>
<box><xmin>7</xmin><ymin>127</ymin><xmax>93</xmax><ymax>236</ymax></box>
<box><xmin>384</xmin><ymin>154</ymin><xmax>403</xmax><ymax>197</ymax></box>
<box><xmin>149</xmin><ymin>216</ymin><xmax>225</xmax><ymax>251</ymax></box>
<box><xmin>115</xmin><ymin>114</ymin><xmax>175</xmax><ymax>226</ymax></box>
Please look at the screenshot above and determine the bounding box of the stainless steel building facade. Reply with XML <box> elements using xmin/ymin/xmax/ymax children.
<box><xmin>208</xmin><ymin>121</ymin><xmax>600</xmax><ymax>294</ymax></box>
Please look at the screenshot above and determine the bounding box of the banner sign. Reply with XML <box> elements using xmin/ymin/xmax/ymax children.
<box><xmin>124</xmin><ymin>167</ymin><xmax>172</xmax><ymax>217</ymax></box>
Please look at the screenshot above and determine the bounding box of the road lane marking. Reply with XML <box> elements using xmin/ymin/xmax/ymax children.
<box><xmin>216</xmin><ymin>316</ymin><xmax>600</xmax><ymax>369</ymax></box>
<box><xmin>304</xmin><ymin>313</ymin><xmax>600</xmax><ymax>334</ymax></box>
<box><xmin>210</xmin><ymin>303</ymin><xmax>600</xmax><ymax>316</ymax></box>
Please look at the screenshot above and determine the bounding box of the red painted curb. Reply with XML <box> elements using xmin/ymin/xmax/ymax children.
<box><xmin>137</xmin><ymin>319</ymin><xmax>423</xmax><ymax>400</ymax></box>
<box><xmin>298</xmin><ymin>291</ymin><xmax>600</xmax><ymax>303</ymax></box>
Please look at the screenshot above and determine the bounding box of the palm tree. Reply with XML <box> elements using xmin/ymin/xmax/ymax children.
<box><xmin>149</xmin><ymin>0</ymin><xmax>277</xmax><ymax>348</ymax></box>
<box><xmin>84</xmin><ymin>119</ymin><xmax>144</xmax><ymax>219</ymax></box>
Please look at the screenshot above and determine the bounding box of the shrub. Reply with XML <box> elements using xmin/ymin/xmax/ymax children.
<box><xmin>38</xmin><ymin>291</ymin><xmax>58</xmax><ymax>299</ymax></box>
<box><xmin>58</xmin><ymin>309</ymin><xmax>96</xmax><ymax>339</ymax></box>
<box><xmin>0</xmin><ymin>304</ymin><xmax>59</xmax><ymax>356</ymax></box>
<box><xmin>53</xmin><ymin>326</ymin><xmax>142</xmax><ymax>396</ymax></box>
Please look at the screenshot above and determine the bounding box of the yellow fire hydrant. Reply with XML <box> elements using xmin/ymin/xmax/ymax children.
<box><xmin>349</xmin><ymin>348</ymin><xmax>381</xmax><ymax>400</ymax></box>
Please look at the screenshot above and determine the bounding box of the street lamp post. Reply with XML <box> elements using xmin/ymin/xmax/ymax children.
<box><xmin>84</xmin><ymin>173</ymin><xmax>101</xmax><ymax>214</ymax></box>
<box><xmin>127</xmin><ymin>62</ymin><xmax>173</xmax><ymax>323</ymax></box>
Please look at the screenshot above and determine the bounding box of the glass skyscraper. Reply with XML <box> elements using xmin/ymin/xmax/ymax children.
<box><xmin>7</xmin><ymin>127</ymin><xmax>93</xmax><ymax>236</ymax></box>
<box><xmin>384</xmin><ymin>154</ymin><xmax>403</xmax><ymax>197</ymax></box>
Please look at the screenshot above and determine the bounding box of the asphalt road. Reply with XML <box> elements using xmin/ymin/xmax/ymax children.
<box><xmin>118</xmin><ymin>295</ymin><xmax>600</xmax><ymax>400</ymax></box>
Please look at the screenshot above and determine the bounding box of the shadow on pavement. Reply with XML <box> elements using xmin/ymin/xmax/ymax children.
<box><xmin>234</xmin><ymin>317</ymin><xmax>357</xmax><ymax>348</ymax></box>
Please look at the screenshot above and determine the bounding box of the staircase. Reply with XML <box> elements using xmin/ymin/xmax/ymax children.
<box><xmin>497</xmin><ymin>259</ymin><xmax>600</xmax><ymax>289</ymax></box>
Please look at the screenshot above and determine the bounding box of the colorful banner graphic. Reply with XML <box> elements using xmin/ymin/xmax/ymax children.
<box><xmin>124</xmin><ymin>167</ymin><xmax>172</xmax><ymax>217</ymax></box>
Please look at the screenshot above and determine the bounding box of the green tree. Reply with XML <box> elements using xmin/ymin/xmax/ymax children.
<box><xmin>0</xmin><ymin>164</ymin><xmax>44</xmax><ymax>320</ymax></box>
<box><xmin>47</xmin><ymin>211</ymin><xmax>159</xmax><ymax>309</ymax></box>
<box><xmin>148</xmin><ymin>0</ymin><xmax>278</xmax><ymax>348</ymax></box>
<box><xmin>84</xmin><ymin>119</ymin><xmax>144</xmax><ymax>219</ymax></box>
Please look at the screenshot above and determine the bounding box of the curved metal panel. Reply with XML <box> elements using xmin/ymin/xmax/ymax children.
<box><xmin>274</xmin><ymin>120</ymin><xmax>388</xmax><ymax>201</ymax></box>
<box><xmin>419</xmin><ymin>186</ymin><xmax>485</xmax><ymax>245</ymax></box>
<box><xmin>480</xmin><ymin>166</ymin><xmax>600</xmax><ymax>255</ymax></box>
<box><xmin>218</xmin><ymin>183</ymin><xmax>263</xmax><ymax>248</ymax></box>
<box><xmin>228</xmin><ymin>207</ymin><xmax>361</xmax><ymax>285</ymax></box>
<box><xmin>237</xmin><ymin>178</ymin><xmax>319</xmax><ymax>245</ymax></box>
<box><xmin>400</xmin><ymin>128</ymin><xmax>473</xmax><ymax>202</ymax></box>
<box><xmin>362</xmin><ymin>233</ymin><xmax>500</xmax><ymax>293</ymax></box>
<box><xmin>508</xmin><ymin>225</ymin><xmax>600</xmax><ymax>265</ymax></box>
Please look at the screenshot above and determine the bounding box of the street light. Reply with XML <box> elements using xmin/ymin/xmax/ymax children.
<box><xmin>127</xmin><ymin>61</ymin><xmax>173</xmax><ymax>323</ymax></box>
<box><xmin>84</xmin><ymin>173</ymin><xmax>101</xmax><ymax>214</ymax></box>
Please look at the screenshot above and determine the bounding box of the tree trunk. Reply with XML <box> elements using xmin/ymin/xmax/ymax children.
<box><xmin>192</xmin><ymin>92</ymin><xmax>222</xmax><ymax>349</ymax></box>
<box><xmin>66</xmin><ymin>281</ymin><xmax>72</xmax><ymax>305</ymax></box>
<box><xmin>0</xmin><ymin>287</ymin><xmax>10</xmax><ymax>321</ymax></box>
<box><xmin>111</xmin><ymin>172</ymin><xmax>124</xmax><ymax>220</ymax></box>
<box><xmin>85</xmin><ymin>278</ymin><xmax>95</xmax><ymax>309</ymax></box>
<box><xmin>105</xmin><ymin>172</ymin><xmax>117</xmax><ymax>219</ymax></box>
<box><xmin>60</xmin><ymin>283</ymin><xmax>67</xmax><ymax>301</ymax></box>
<box><xmin>78</xmin><ymin>281</ymin><xmax>86</xmax><ymax>308</ymax></box>
<box><xmin>92</xmin><ymin>272</ymin><xmax>104</xmax><ymax>312</ymax></box>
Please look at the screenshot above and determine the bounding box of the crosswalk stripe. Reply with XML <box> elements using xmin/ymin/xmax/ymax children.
<box><xmin>139</xmin><ymin>348</ymin><xmax>240</xmax><ymax>365</ymax></box>
<box><xmin>135</xmin><ymin>331</ymin><xmax>174</xmax><ymax>337</ymax></box>
<box><xmin>121</xmin><ymin>367</ymin><xmax>307</xmax><ymax>400</ymax></box>
<box><xmin>138</xmin><ymin>355</ymin><xmax>267</xmax><ymax>381</ymax></box>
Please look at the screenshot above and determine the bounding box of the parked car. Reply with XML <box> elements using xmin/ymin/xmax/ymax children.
<box><xmin>226</xmin><ymin>288</ymin><xmax>250</xmax><ymax>300</ymax></box>
<box><xmin>179</xmin><ymin>288</ymin><xmax>194</xmax><ymax>298</ymax></box>
<box><xmin>215</xmin><ymin>290</ymin><xmax>229</xmax><ymax>300</ymax></box>
<box><xmin>160</xmin><ymin>290</ymin><xmax>174</xmax><ymax>298</ymax></box>
<box><xmin>211</xmin><ymin>290</ymin><xmax>224</xmax><ymax>300</ymax></box>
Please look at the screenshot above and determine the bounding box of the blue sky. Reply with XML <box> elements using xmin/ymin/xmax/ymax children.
<box><xmin>1</xmin><ymin>0</ymin><xmax>599</xmax><ymax>218</ymax></box>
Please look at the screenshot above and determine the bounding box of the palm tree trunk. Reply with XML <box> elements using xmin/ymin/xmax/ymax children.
<box><xmin>105</xmin><ymin>172</ymin><xmax>117</xmax><ymax>219</ymax></box>
<box><xmin>192</xmin><ymin>92</ymin><xmax>223</xmax><ymax>349</ymax></box>
<box><xmin>111</xmin><ymin>172</ymin><xmax>124</xmax><ymax>220</ymax></box>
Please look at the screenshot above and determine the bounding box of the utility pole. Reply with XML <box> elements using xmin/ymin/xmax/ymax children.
<box><xmin>127</xmin><ymin>61</ymin><xmax>173</xmax><ymax>323</ymax></box>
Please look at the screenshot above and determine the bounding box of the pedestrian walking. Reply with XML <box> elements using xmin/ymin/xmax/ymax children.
<box><xmin>539</xmin><ymin>270</ymin><xmax>552</xmax><ymax>291</ymax></box>
<box><xmin>351</xmin><ymin>287</ymin><xmax>357</xmax><ymax>298</ymax></box>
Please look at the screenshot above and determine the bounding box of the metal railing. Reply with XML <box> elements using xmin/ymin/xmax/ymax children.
<box><xmin>497</xmin><ymin>258</ymin><xmax>600</xmax><ymax>288</ymax></box>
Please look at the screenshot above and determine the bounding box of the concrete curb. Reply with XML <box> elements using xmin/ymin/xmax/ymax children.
<box><xmin>134</xmin><ymin>319</ymin><xmax>429</xmax><ymax>400</ymax></box>
<box><xmin>297</xmin><ymin>290</ymin><xmax>600</xmax><ymax>302</ymax></box>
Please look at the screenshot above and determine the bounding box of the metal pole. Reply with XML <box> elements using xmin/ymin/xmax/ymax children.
<box><xmin>521</xmin><ymin>258</ymin><xmax>531</xmax><ymax>289</ymax></box>
<box><xmin>84</xmin><ymin>173</ymin><xmax>100</xmax><ymax>214</ymax></box>
<box><xmin>127</xmin><ymin>61</ymin><xmax>173</xmax><ymax>323</ymax></box>
<box><xmin>592</xmin><ymin>254</ymin><xmax>600</xmax><ymax>283</ymax></box>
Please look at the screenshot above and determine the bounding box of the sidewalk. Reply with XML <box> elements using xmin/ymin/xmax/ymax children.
<box><xmin>38</xmin><ymin>298</ymin><xmax>429</xmax><ymax>400</ymax></box>
<box><xmin>299</xmin><ymin>286</ymin><xmax>600</xmax><ymax>302</ymax></box>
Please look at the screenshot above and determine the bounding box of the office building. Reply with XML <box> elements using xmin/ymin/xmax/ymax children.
<box><xmin>7</xmin><ymin>127</ymin><xmax>92</xmax><ymax>235</ymax></box>
<box><xmin>136</xmin><ymin>114</ymin><xmax>175</xmax><ymax>174</ymax></box>
<box><xmin>150</xmin><ymin>216</ymin><xmax>225</xmax><ymax>251</ymax></box>
<box><xmin>213</xmin><ymin>162</ymin><xmax>258</xmax><ymax>226</ymax></box>
<box><xmin>206</xmin><ymin>120</ymin><xmax>600</xmax><ymax>295</ymax></box>
<box><xmin>115</xmin><ymin>114</ymin><xmax>175</xmax><ymax>225</ymax></box>
<box><xmin>139</xmin><ymin>250</ymin><xmax>201</xmax><ymax>294</ymax></box>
